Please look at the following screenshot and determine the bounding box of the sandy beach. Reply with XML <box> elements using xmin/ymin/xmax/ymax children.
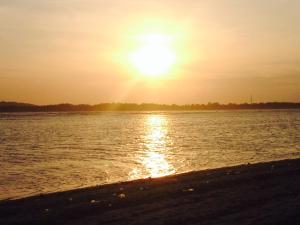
<box><xmin>1</xmin><ymin>158</ymin><xmax>300</xmax><ymax>225</ymax></box>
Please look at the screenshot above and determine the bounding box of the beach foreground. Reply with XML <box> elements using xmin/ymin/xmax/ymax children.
<box><xmin>1</xmin><ymin>159</ymin><xmax>300</xmax><ymax>225</ymax></box>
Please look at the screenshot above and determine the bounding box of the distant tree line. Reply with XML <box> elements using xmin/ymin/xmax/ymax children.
<box><xmin>0</xmin><ymin>101</ymin><xmax>299</xmax><ymax>112</ymax></box>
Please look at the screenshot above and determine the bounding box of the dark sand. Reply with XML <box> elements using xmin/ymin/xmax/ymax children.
<box><xmin>1</xmin><ymin>158</ymin><xmax>300</xmax><ymax>225</ymax></box>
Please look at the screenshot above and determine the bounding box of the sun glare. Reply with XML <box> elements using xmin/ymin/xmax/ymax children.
<box><xmin>130</xmin><ymin>33</ymin><xmax>177</xmax><ymax>77</ymax></box>
<box><xmin>129</xmin><ymin>115</ymin><xmax>175</xmax><ymax>179</ymax></box>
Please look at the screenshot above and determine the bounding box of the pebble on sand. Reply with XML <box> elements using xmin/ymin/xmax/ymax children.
<box><xmin>118</xmin><ymin>193</ymin><xmax>126</xmax><ymax>198</ymax></box>
<box><xmin>90</xmin><ymin>200</ymin><xmax>100</xmax><ymax>204</ymax></box>
<box><xmin>183</xmin><ymin>188</ymin><xmax>194</xmax><ymax>192</ymax></box>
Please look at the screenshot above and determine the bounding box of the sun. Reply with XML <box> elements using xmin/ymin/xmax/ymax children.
<box><xmin>129</xmin><ymin>33</ymin><xmax>177</xmax><ymax>77</ymax></box>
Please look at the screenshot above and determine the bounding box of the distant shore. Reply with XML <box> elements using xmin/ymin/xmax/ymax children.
<box><xmin>1</xmin><ymin>158</ymin><xmax>300</xmax><ymax>225</ymax></box>
<box><xmin>1</xmin><ymin>101</ymin><xmax>300</xmax><ymax>112</ymax></box>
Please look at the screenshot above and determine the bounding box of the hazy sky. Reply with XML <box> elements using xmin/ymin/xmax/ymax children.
<box><xmin>1</xmin><ymin>0</ymin><xmax>300</xmax><ymax>104</ymax></box>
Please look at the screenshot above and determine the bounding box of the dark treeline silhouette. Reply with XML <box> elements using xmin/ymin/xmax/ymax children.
<box><xmin>0</xmin><ymin>101</ymin><xmax>300</xmax><ymax>112</ymax></box>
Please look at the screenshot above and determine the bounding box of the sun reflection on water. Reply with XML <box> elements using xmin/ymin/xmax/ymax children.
<box><xmin>130</xmin><ymin>115</ymin><xmax>175</xmax><ymax>179</ymax></box>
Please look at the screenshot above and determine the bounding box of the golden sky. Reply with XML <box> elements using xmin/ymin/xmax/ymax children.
<box><xmin>0</xmin><ymin>0</ymin><xmax>299</xmax><ymax>104</ymax></box>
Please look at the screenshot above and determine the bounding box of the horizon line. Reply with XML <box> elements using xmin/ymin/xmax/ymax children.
<box><xmin>1</xmin><ymin>100</ymin><xmax>300</xmax><ymax>107</ymax></box>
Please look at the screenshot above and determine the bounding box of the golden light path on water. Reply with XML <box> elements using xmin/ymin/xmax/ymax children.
<box><xmin>130</xmin><ymin>115</ymin><xmax>176</xmax><ymax>178</ymax></box>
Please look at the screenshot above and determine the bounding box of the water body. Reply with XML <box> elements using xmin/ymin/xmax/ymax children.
<box><xmin>0</xmin><ymin>110</ymin><xmax>299</xmax><ymax>200</ymax></box>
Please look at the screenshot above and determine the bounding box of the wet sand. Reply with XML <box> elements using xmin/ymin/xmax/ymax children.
<box><xmin>1</xmin><ymin>158</ymin><xmax>300</xmax><ymax>225</ymax></box>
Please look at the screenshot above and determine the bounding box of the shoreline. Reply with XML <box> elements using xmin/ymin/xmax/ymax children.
<box><xmin>1</xmin><ymin>101</ymin><xmax>300</xmax><ymax>113</ymax></box>
<box><xmin>1</xmin><ymin>158</ymin><xmax>300</xmax><ymax>225</ymax></box>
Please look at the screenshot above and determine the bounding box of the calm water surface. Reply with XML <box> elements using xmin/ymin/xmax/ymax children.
<box><xmin>0</xmin><ymin>110</ymin><xmax>299</xmax><ymax>199</ymax></box>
